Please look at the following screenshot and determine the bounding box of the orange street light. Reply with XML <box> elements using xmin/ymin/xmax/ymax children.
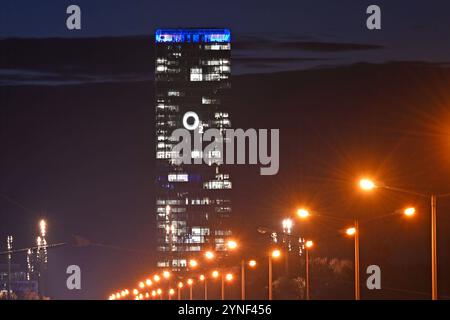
<box><xmin>199</xmin><ymin>274</ymin><xmax>208</xmax><ymax>300</ymax></box>
<box><xmin>404</xmin><ymin>207</ymin><xmax>416</xmax><ymax>217</ymax></box>
<box><xmin>346</xmin><ymin>227</ymin><xmax>357</xmax><ymax>236</ymax></box>
<box><xmin>227</xmin><ymin>240</ymin><xmax>238</xmax><ymax>250</ymax></box>
<box><xmin>225</xmin><ymin>273</ymin><xmax>233</xmax><ymax>281</ymax></box>
<box><xmin>163</xmin><ymin>270</ymin><xmax>171</xmax><ymax>279</ymax></box>
<box><xmin>268</xmin><ymin>249</ymin><xmax>281</xmax><ymax>300</ymax></box>
<box><xmin>205</xmin><ymin>251</ymin><xmax>215</xmax><ymax>260</ymax></box>
<box><xmin>187</xmin><ymin>279</ymin><xmax>194</xmax><ymax>300</ymax></box>
<box><xmin>359</xmin><ymin>178</ymin><xmax>376</xmax><ymax>191</ymax></box>
<box><xmin>305</xmin><ymin>240</ymin><xmax>315</xmax><ymax>300</ymax></box>
<box><xmin>145</xmin><ymin>279</ymin><xmax>152</xmax><ymax>286</ymax></box>
<box><xmin>248</xmin><ymin>260</ymin><xmax>257</xmax><ymax>268</ymax></box>
<box><xmin>297</xmin><ymin>208</ymin><xmax>310</xmax><ymax>219</ymax></box>
<box><xmin>153</xmin><ymin>274</ymin><xmax>161</xmax><ymax>282</ymax></box>
<box><xmin>177</xmin><ymin>282</ymin><xmax>183</xmax><ymax>300</ymax></box>
<box><xmin>189</xmin><ymin>259</ymin><xmax>198</xmax><ymax>268</ymax></box>
<box><xmin>212</xmin><ymin>270</ymin><xmax>219</xmax><ymax>278</ymax></box>
<box><xmin>271</xmin><ymin>249</ymin><xmax>281</xmax><ymax>258</ymax></box>
<box><xmin>138</xmin><ymin>281</ymin><xmax>145</xmax><ymax>289</ymax></box>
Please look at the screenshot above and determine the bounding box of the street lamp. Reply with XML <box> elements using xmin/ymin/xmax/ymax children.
<box><xmin>177</xmin><ymin>282</ymin><xmax>183</xmax><ymax>300</ymax></box>
<box><xmin>205</xmin><ymin>251</ymin><xmax>215</xmax><ymax>260</ymax></box>
<box><xmin>227</xmin><ymin>240</ymin><xmax>238</xmax><ymax>250</ymax></box>
<box><xmin>346</xmin><ymin>227</ymin><xmax>356</xmax><ymax>236</ymax></box>
<box><xmin>241</xmin><ymin>259</ymin><xmax>257</xmax><ymax>300</ymax></box>
<box><xmin>403</xmin><ymin>207</ymin><xmax>416</xmax><ymax>217</ymax></box>
<box><xmin>305</xmin><ymin>240</ymin><xmax>314</xmax><ymax>300</ymax></box>
<box><xmin>153</xmin><ymin>274</ymin><xmax>160</xmax><ymax>282</ymax></box>
<box><xmin>199</xmin><ymin>274</ymin><xmax>208</xmax><ymax>300</ymax></box>
<box><xmin>345</xmin><ymin>221</ymin><xmax>360</xmax><ymax>300</ymax></box>
<box><xmin>163</xmin><ymin>270</ymin><xmax>171</xmax><ymax>279</ymax></box>
<box><xmin>157</xmin><ymin>288</ymin><xmax>162</xmax><ymax>300</ymax></box>
<box><xmin>169</xmin><ymin>288</ymin><xmax>175</xmax><ymax>300</ymax></box>
<box><xmin>269</xmin><ymin>249</ymin><xmax>281</xmax><ymax>300</ymax></box>
<box><xmin>145</xmin><ymin>279</ymin><xmax>152</xmax><ymax>287</ymax></box>
<box><xmin>187</xmin><ymin>278</ymin><xmax>194</xmax><ymax>300</ymax></box>
<box><xmin>358</xmin><ymin>177</ymin><xmax>444</xmax><ymax>300</ymax></box>
<box><xmin>359</xmin><ymin>178</ymin><xmax>376</xmax><ymax>191</ymax></box>
<box><xmin>297</xmin><ymin>208</ymin><xmax>310</xmax><ymax>219</ymax></box>
<box><xmin>189</xmin><ymin>259</ymin><xmax>198</xmax><ymax>268</ymax></box>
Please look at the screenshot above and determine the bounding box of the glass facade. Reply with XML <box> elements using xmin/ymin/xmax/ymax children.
<box><xmin>155</xmin><ymin>29</ymin><xmax>232</xmax><ymax>271</ymax></box>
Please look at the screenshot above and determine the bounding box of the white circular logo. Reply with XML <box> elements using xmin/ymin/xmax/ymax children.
<box><xmin>182</xmin><ymin>111</ymin><xmax>200</xmax><ymax>130</ymax></box>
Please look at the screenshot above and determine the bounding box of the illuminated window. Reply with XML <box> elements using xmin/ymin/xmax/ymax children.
<box><xmin>190</xmin><ymin>67</ymin><xmax>203</xmax><ymax>81</ymax></box>
<box><xmin>168</xmin><ymin>173</ymin><xmax>188</xmax><ymax>182</ymax></box>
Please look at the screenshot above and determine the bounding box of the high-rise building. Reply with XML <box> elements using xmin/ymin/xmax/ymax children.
<box><xmin>155</xmin><ymin>29</ymin><xmax>232</xmax><ymax>271</ymax></box>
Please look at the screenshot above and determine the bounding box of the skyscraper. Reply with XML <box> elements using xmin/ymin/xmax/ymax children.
<box><xmin>155</xmin><ymin>29</ymin><xmax>232</xmax><ymax>271</ymax></box>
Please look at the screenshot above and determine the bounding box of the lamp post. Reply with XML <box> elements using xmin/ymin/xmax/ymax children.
<box><xmin>268</xmin><ymin>249</ymin><xmax>281</xmax><ymax>300</ymax></box>
<box><xmin>359</xmin><ymin>178</ymin><xmax>447</xmax><ymax>300</ymax></box>
<box><xmin>177</xmin><ymin>282</ymin><xmax>183</xmax><ymax>300</ymax></box>
<box><xmin>187</xmin><ymin>279</ymin><xmax>193</xmax><ymax>300</ymax></box>
<box><xmin>199</xmin><ymin>274</ymin><xmax>207</xmax><ymax>300</ymax></box>
<box><xmin>240</xmin><ymin>259</ymin><xmax>257</xmax><ymax>300</ymax></box>
<box><xmin>304</xmin><ymin>240</ymin><xmax>314</xmax><ymax>300</ymax></box>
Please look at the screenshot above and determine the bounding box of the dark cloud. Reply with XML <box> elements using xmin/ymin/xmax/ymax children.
<box><xmin>276</xmin><ymin>41</ymin><xmax>384</xmax><ymax>52</ymax></box>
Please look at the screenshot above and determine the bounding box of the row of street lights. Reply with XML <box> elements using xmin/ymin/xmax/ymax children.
<box><xmin>109</xmin><ymin>177</ymin><xmax>447</xmax><ymax>300</ymax></box>
<box><xmin>109</xmin><ymin>239</ymin><xmax>285</xmax><ymax>301</ymax></box>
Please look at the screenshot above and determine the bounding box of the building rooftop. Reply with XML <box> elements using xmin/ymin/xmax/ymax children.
<box><xmin>155</xmin><ymin>28</ymin><xmax>231</xmax><ymax>43</ymax></box>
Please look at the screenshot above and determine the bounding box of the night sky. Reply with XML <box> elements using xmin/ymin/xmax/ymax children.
<box><xmin>1</xmin><ymin>1</ymin><xmax>450</xmax><ymax>299</ymax></box>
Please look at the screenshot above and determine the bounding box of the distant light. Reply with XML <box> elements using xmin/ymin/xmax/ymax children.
<box><xmin>205</xmin><ymin>251</ymin><xmax>215</xmax><ymax>260</ymax></box>
<box><xmin>115</xmin><ymin>293</ymin><xmax>120</xmax><ymax>299</ymax></box>
<box><xmin>169</xmin><ymin>288</ymin><xmax>175</xmax><ymax>296</ymax></box>
<box><xmin>133</xmin><ymin>289</ymin><xmax>139</xmax><ymax>295</ymax></box>
<box><xmin>305</xmin><ymin>240</ymin><xmax>314</xmax><ymax>249</ymax></box>
<box><xmin>138</xmin><ymin>281</ymin><xmax>145</xmax><ymax>289</ymax></box>
<box><xmin>199</xmin><ymin>274</ymin><xmax>205</xmax><ymax>281</ymax></box>
<box><xmin>39</xmin><ymin>219</ymin><xmax>47</xmax><ymax>237</ymax></box>
<box><xmin>153</xmin><ymin>274</ymin><xmax>161</xmax><ymax>282</ymax></box>
<box><xmin>346</xmin><ymin>227</ymin><xmax>357</xmax><ymax>236</ymax></box>
<box><xmin>359</xmin><ymin>179</ymin><xmax>376</xmax><ymax>191</ymax></box>
<box><xmin>271</xmin><ymin>249</ymin><xmax>281</xmax><ymax>258</ymax></box>
<box><xmin>282</xmin><ymin>218</ymin><xmax>293</xmax><ymax>234</ymax></box>
<box><xmin>248</xmin><ymin>260</ymin><xmax>257</xmax><ymax>268</ymax></box>
<box><xmin>297</xmin><ymin>209</ymin><xmax>310</xmax><ymax>219</ymax></box>
<box><xmin>187</xmin><ymin>279</ymin><xmax>193</xmax><ymax>286</ymax></box>
<box><xmin>189</xmin><ymin>259</ymin><xmax>198</xmax><ymax>268</ymax></box>
<box><xmin>227</xmin><ymin>240</ymin><xmax>238</xmax><ymax>250</ymax></box>
<box><xmin>404</xmin><ymin>207</ymin><xmax>416</xmax><ymax>217</ymax></box>
<box><xmin>151</xmin><ymin>290</ymin><xmax>156</xmax><ymax>297</ymax></box>
<box><xmin>146</xmin><ymin>279</ymin><xmax>152</xmax><ymax>286</ymax></box>
<box><xmin>163</xmin><ymin>270</ymin><xmax>171</xmax><ymax>279</ymax></box>
<box><xmin>212</xmin><ymin>270</ymin><xmax>219</xmax><ymax>278</ymax></box>
<box><xmin>157</xmin><ymin>288</ymin><xmax>162</xmax><ymax>295</ymax></box>
<box><xmin>178</xmin><ymin>282</ymin><xmax>184</xmax><ymax>288</ymax></box>
<box><xmin>225</xmin><ymin>273</ymin><xmax>233</xmax><ymax>281</ymax></box>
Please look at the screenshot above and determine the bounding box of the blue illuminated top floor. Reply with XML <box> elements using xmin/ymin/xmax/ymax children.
<box><xmin>155</xmin><ymin>29</ymin><xmax>231</xmax><ymax>43</ymax></box>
